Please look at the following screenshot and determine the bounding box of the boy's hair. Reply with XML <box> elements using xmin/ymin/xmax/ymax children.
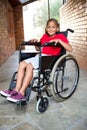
<box><xmin>46</xmin><ymin>18</ymin><xmax>59</xmax><ymax>28</ymax></box>
<box><xmin>45</xmin><ymin>18</ymin><xmax>59</xmax><ymax>34</ymax></box>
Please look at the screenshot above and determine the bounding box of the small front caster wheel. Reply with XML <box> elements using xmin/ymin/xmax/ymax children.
<box><xmin>36</xmin><ymin>96</ymin><xmax>49</xmax><ymax>113</ymax></box>
<box><xmin>17</xmin><ymin>100</ymin><xmax>27</xmax><ymax>106</ymax></box>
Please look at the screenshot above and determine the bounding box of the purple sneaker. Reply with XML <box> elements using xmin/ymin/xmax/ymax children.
<box><xmin>7</xmin><ymin>92</ymin><xmax>26</xmax><ymax>103</ymax></box>
<box><xmin>10</xmin><ymin>90</ymin><xmax>17</xmax><ymax>96</ymax></box>
<box><xmin>0</xmin><ymin>89</ymin><xmax>13</xmax><ymax>97</ymax></box>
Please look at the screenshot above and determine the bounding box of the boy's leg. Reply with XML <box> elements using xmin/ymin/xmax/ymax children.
<box><xmin>14</xmin><ymin>61</ymin><xmax>28</xmax><ymax>92</ymax></box>
<box><xmin>19</xmin><ymin>63</ymin><xmax>33</xmax><ymax>96</ymax></box>
<box><xmin>7</xmin><ymin>56</ymin><xmax>38</xmax><ymax>102</ymax></box>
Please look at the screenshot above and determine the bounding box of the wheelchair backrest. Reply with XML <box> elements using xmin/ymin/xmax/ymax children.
<box><xmin>57</xmin><ymin>28</ymin><xmax>74</xmax><ymax>37</ymax></box>
<box><xmin>56</xmin><ymin>28</ymin><xmax>74</xmax><ymax>55</ymax></box>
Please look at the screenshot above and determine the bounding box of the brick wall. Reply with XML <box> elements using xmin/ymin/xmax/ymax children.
<box><xmin>60</xmin><ymin>0</ymin><xmax>87</xmax><ymax>70</ymax></box>
<box><xmin>0</xmin><ymin>0</ymin><xmax>24</xmax><ymax>65</ymax></box>
<box><xmin>14</xmin><ymin>5</ymin><xmax>24</xmax><ymax>50</ymax></box>
<box><xmin>0</xmin><ymin>0</ymin><xmax>15</xmax><ymax>64</ymax></box>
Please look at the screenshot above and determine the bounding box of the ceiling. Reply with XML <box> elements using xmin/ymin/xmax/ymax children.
<box><xmin>20</xmin><ymin>0</ymin><xmax>38</xmax><ymax>6</ymax></box>
<box><xmin>8</xmin><ymin>0</ymin><xmax>38</xmax><ymax>7</ymax></box>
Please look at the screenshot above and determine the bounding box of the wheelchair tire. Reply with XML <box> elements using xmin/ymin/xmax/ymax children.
<box><xmin>50</xmin><ymin>54</ymin><xmax>79</xmax><ymax>102</ymax></box>
<box><xmin>36</xmin><ymin>96</ymin><xmax>49</xmax><ymax>113</ymax></box>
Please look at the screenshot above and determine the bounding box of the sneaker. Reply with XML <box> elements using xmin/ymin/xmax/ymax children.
<box><xmin>7</xmin><ymin>92</ymin><xmax>26</xmax><ymax>103</ymax></box>
<box><xmin>0</xmin><ymin>89</ymin><xmax>13</xmax><ymax>97</ymax></box>
<box><xmin>10</xmin><ymin>90</ymin><xmax>17</xmax><ymax>96</ymax></box>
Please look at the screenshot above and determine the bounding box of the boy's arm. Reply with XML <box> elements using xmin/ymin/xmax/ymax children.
<box><xmin>30</xmin><ymin>39</ymin><xmax>40</xmax><ymax>51</ymax></box>
<box><xmin>50</xmin><ymin>39</ymin><xmax>73</xmax><ymax>52</ymax></box>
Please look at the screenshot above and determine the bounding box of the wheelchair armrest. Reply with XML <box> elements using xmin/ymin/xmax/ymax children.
<box><xmin>19</xmin><ymin>41</ymin><xmax>40</xmax><ymax>63</ymax></box>
<box><xmin>21</xmin><ymin>41</ymin><xmax>41</xmax><ymax>46</ymax></box>
<box><xmin>41</xmin><ymin>42</ymin><xmax>62</xmax><ymax>47</ymax></box>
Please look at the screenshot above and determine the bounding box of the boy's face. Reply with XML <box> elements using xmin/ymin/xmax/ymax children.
<box><xmin>46</xmin><ymin>21</ymin><xmax>59</xmax><ymax>37</ymax></box>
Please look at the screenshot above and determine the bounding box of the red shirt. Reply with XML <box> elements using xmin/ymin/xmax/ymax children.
<box><xmin>40</xmin><ymin>33</ymin><xmax>69</xmax><ymax>55</ymax></box>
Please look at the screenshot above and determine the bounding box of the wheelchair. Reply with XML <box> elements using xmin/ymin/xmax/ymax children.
<box><xmin>8</xmin><ymin>29</ymin><xmax>79</xmax><ymax>113</ymax></box>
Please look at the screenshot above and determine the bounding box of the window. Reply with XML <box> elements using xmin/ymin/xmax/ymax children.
<box><xmin>23</xmin><ymin>0</ymin><xmax>62</xmax><ymax>40</ymax></box>
<box><xmin>63</xmin><ymin>0</ymin><xmax>68</xmax><ymax>4</ymax></box>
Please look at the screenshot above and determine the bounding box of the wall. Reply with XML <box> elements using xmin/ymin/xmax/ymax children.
<box><xmin>0</xmin><ymin>0</ymin><xmax>24</xmax><ymax>65</ymax></box>
<box><xmin>60</xmin><ymin>0</ymin><xmax>87</xmax><ymax>70</ymax></box>
<box><xmin>0</xmin><ymin>0</ymin><xmax>15</xmax><ymax>64</ymax></box>
<box><xmin>14</xmin><ymin>5</ymin><xmax>24</xmax><ymax>50</ymax></box>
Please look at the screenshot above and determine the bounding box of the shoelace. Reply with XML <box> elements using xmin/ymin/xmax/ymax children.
<box><xmin>11</xmin><ymin>91</ymin><xmax>18</xmax><ymax>96</ymax></box>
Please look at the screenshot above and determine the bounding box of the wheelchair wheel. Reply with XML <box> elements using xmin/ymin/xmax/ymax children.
<box><xmin>36</xmin><ymin>96</ymin><xmax>49</xmax><ymax>113</ymax></box>
<box><xmin>50</xmin><ymin>54</ymin><xmax>79</xmax><ymax>102</ymax></box>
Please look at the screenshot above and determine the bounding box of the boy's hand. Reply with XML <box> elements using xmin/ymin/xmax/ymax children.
<box><xmin>30</xmin><ymin>39</ymin><xmax>38</xmax><ymax>43</ymax></box>
<box><xmin>50</xmin><ymin>39</ymin><xmax>60</xmax><ymax>46</ymax></box>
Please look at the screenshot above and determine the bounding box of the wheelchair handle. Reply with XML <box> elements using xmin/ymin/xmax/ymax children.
<box><xmin>66</xmin><ymin>28</ymin><xmax>74</xmax><ymax>33</ymax></box>
<box><xmin>41</xmin><ymin>42</ymin><xmax>61</xmax><ymax>47</ymax></box>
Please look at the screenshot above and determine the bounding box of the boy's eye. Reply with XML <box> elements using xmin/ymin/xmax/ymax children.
<box><xmin>47</xmin><ymin>26</ymin><xmax>56</xmax><ymax>29</ymax></box>
<box><xmin>47</xmin><ymin>26</ymin><xmax>51</xmax><ymax>28</ymax></box>
<box><xmin>52</xmin><ymin>26</ymin><xmax>56</xmax><ymax>28</ymax></box>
